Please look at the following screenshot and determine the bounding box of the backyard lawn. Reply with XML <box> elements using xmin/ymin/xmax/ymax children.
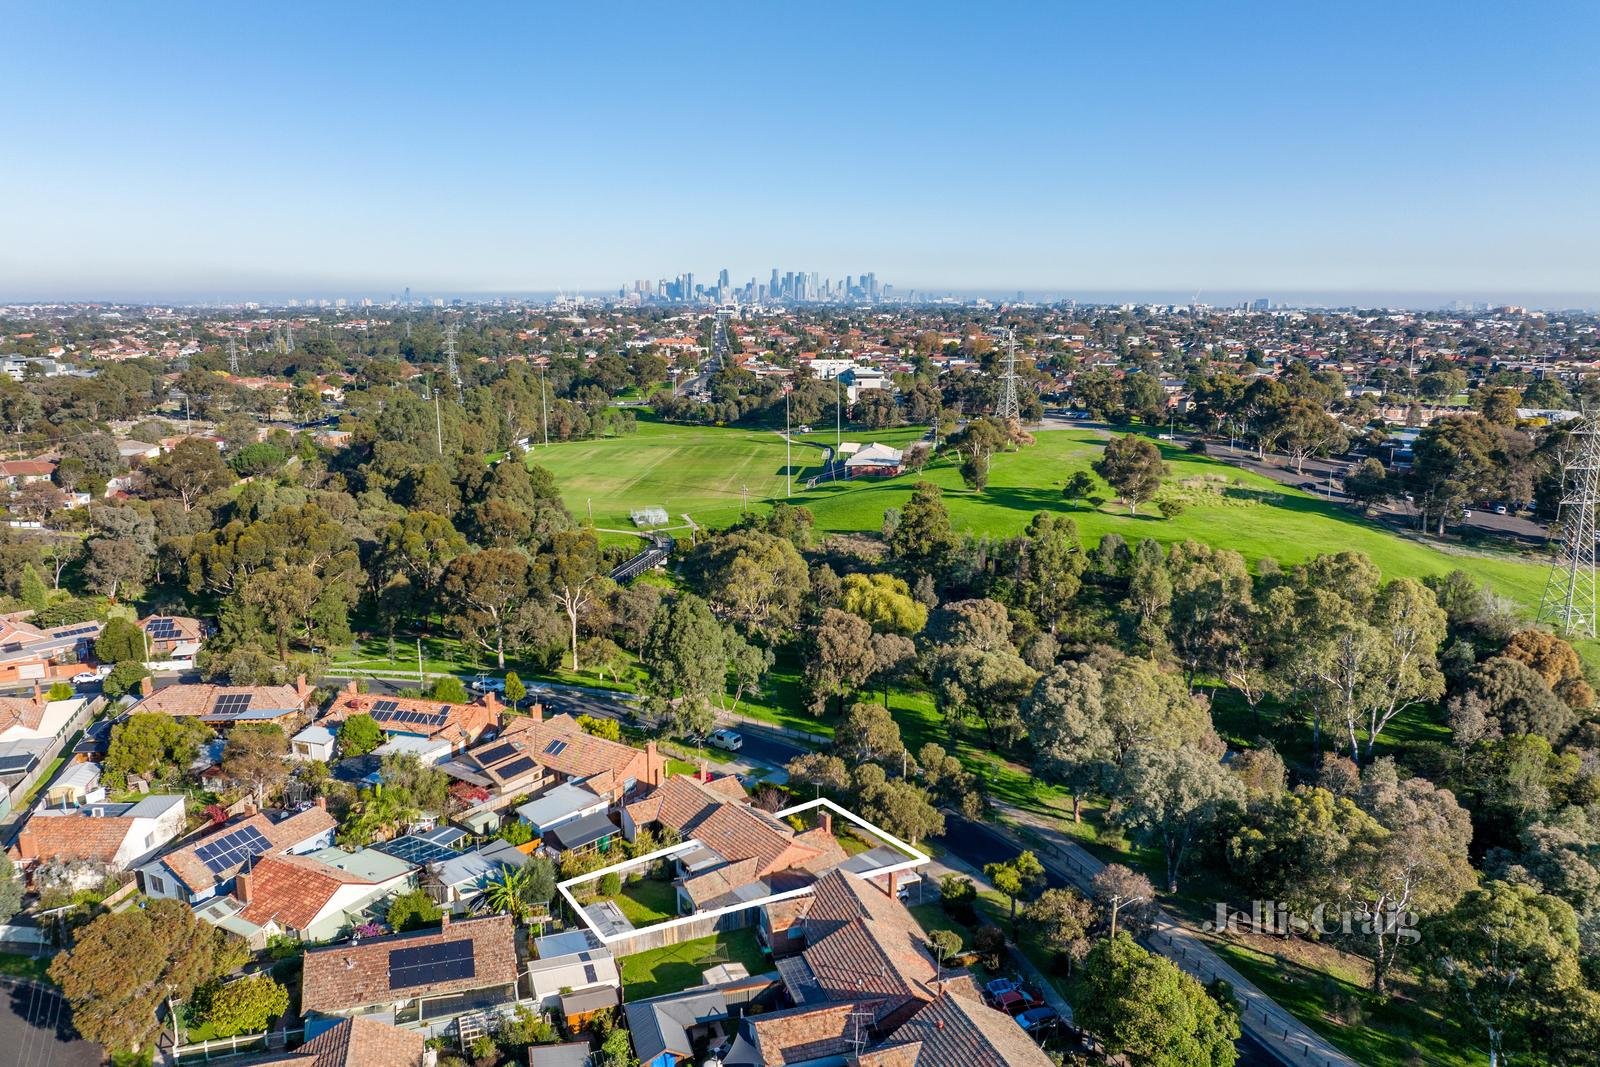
<box><xmin>618</xmin><ymin>929</ymin><xmax>769</xmax><ymax>1002</ymax></box>
<box><xmin>613</xmin><ymin>876</ymin><xmax>679</xmax><ymax>927</ymax></box>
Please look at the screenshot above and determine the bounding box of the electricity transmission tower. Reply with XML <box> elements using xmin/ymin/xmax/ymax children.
<box><xmin>1539</xmin><ymin>413</ymin><xmax>1600</xmax><ymax>637</ymax></box>
<box><xmin>284</xmin><ymin>322</ymin><xmax>295</xmax><ymax>353</ymax></box>
<box><xmin>443</xmin><ymin>322</ymin><xmax>463</xmax><ymax>399</ymax></box>
<box><xmin>996</xmin><ymin>326</ymin><xmax>1020</xmax><ymax>421</ymax></box>
<box><xmin>227</xmin><ymin>335</ymin><xmax>239</xmax><ymax>374</ymax></box>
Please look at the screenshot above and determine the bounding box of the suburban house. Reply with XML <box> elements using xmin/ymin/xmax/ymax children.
<box><xmin>129</xmin><ymin>678</ymin><xmax>319</xmax><ymax>729</ymax></box>
<box><xmin>299</xmin><ymin>914</ymin><xmax>520</xmax><ymax>1033</ymax></box>
<box><xmin>624</xmin><ymin>777</ymin><xmax>847</xmax><ymax>917</ymax></box>
<box><xmin>12</xmin><ymin>794</ymin><xmax>186</xmax><ymax>877</ymax></box>
<box><xmin>229</xmin><ymin>846</ymin><xmax>416</xmax><ymax>943</ymax></box>
<box><xmin>626</xmin><ymin>988</ymin><xmax>739</xmax><ymax>1067</ymax></box>
<box><xmin>139</xmin><ymin>801</ymin><xmax>337</xmax><ymax>903</ymax></box>
<box><xmin>515</xmin><ymin>782</ymin><xmax>607</xmax><ymax>839</ymax></box>
<box><xmin>0</xmin><ymin>616</ymin><xmax>101</xmax><ymax>686</ymax></box>
<box><xmin>253</xmin><ymin>1016</ymin><xmax>428</xmax><ymax>1067</ymax></box>
<box><xmin>0</xmin><ymin>459</ymin><xmax>57</xmax><ymax>488</ymax></box>
<box><xmin>843</xmin><ymin>442</ymin><xmax>904</xmax><ymax>478</ymax></box>
<box><xmin>115</xmin><ymin>439</ymin><xmax>162</xmax><ymax>465</ymax></box>
<box><xmin>138</xmin><ymin>614</ymin><xmax>206</xmax><ymax>661</ymax></box>
<box><xmin>419</xmin><ymin>838</ymin><xmax>530</xmax><ymax>914</ymax></box>
<box><xmin>526</xmin><ymin>930</ymin><xmax>620</xmax><ymax>1014</ymax></box>
<box><xmin>0</xmin><ymin>687</ymin><xmax>90</xmax><ymax>743</ymax></box>
<box><xmin>322</xmin><ymin>684</ymin><xmax>498</xmax><ymax>752</ymax></box>
<box><xmin>439</xmin><ymin>710</ymin><xmax>665</xmax><ymax>820</ymax></box>
<box><xmin>843</xmin><ymin>974</ymin><xmax>1056</xmax><ymax>1066</ymax></box>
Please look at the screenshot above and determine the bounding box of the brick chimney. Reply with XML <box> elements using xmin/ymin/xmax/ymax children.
<box><xmin>645</xmin><ymin>740</ymin><xmax>660</xmax><ymax>785</ymax></box>
<box><xmin>241</xmin><ymin>799</ymin><xmax>258</xmax><ymax>816</ymax></box>
<box><xmin>481</xmin><ymin>690</ymin><xmax>501</xmax><ymax>717</ymax></box>
<box><xmin>16</xmin><ymin>828</ymin><xmax>36</xmax><ymax>861</ymax></box>
<box><xmin>345</xmin><ymin>678</ymin><xmax>360</xmax><ymax>696</ymax></box>
<box><xmin>531</xmin><ymin>700</ymin><xmax>545</xmax><ymax>722</ymax></box>
<box><xmin>138</xmin><ymin>675</ymin><xmax>155</xmax><ymax>698</ymax></box>
<box><xmin>698</xmin><ymin>759</ymin><xmax>709</xmax><ymax>782</ymax></box>
<box><xmin>314</xmin><ymin>795</ymin><xmax>327</xmax><ymax>810</ymax></box>
<box><xmin>235</xmin><ymin>872</ymin><xmax>252</xmax><ymax>903</ymax></box>
<box><xmin>293</xmin><ymin>674</ymin><xmax>313</xmax><ymax>705</ymax></box>
<box><xmin>820</xmin><ymin>810</ymin><xmax>833</xmax><ymax>836</ymax></box>
<box><xmin>438</xmin><ymin>912</ymin><xmax>450</xmax><ymax>931</ymax></box>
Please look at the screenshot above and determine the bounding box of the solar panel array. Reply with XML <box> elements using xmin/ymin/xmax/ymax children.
<box><xmin>0</xmin><ymin>753</ymin><xmax>37</xmax><ymax>775</ymax></box>
<box><xmin>389</xmin><ymin>939</ymin><xmax>475</xmax><ymax>989</ymax></box>
<box><xmin>55</xmin><ymin>625</ymin><xmax>98</xmax><ymax>639</ymax></box>
<box><xmin>211</xmin><ymin>693</ymin><xmax>254</xmax><ymax>716</ymax></box>
<box><xmin>373</xmin><ymin>704</ymin><xmax>448</xmax><ymax>728</ymax></box>
<box><xmin>497</xmin><ymin>756</ymin><xmax>537</xmax><ymax>781</ymax></box>
<box><xmin>194</xmin><ymin>825</ymin><xmax>272</xmax><ymax>874</ymax></box>
<box><xmin>474</xmin><ymin>741</ymin><xmax>520</xmax><ymax>766</ymax></box>
<box><xmin>145</xmin><ymin>617</ymin><xmax>180</xmax><ymax>639</ymax></box>
<box><xmin>542</xmin><ymin>739</ymin><xmax>568</xmax><ymax>757</ymax></box>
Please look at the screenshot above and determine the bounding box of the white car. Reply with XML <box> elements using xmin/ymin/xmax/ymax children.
<box><xmin>71</xmin><ymin>671</ymin><xmax>100</xmax><ymax>685</ymax></box>
<box><xmin>708</xmin><ymin>728</ymin><xmax>744</xmax><ymax>752</ymax></box>
<box><xmin>469</xmin><ymin>675</ymin><xmax>505</xmax><ymax>694</ymax></box>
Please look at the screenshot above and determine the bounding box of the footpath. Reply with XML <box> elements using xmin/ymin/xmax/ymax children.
<box><xmin>995</xmin><ymin>802</ymin><xmax>1359</xmax><ymax>1067</ymax></box>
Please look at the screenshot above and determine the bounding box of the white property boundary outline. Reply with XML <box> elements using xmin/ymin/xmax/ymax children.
<box><xmin>556</xmin><ymin>796</ymin><xmax>932</xmax><ymax>951</ymax></box>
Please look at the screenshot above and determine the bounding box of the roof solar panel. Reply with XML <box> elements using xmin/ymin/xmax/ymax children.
<box><xmin>198</xmin><ymin>824</ymin><xmax>271</xmax><ymax>874</ymax></box>
<box><xmin>388</xmin><ymin>938</ymin><xmax>475</xmax><ymax>989</ymax></box>
<box><xmin>474</xmin><ymin>742</ymin><xmax>519</xmax><ymax>766</ymax></box>
<box><xmin>372</xmin><ymin>699</ymin><xmax>398</xmax><ymax>714</ymax></box>
<box><xmin>497</xmin><ymin>756</ymin><xmax>537</xmax><ymax>780</ymax></box>
<box><xmin>211</xmin><ymin>693</ymin><xmax>255</xmax><ymax>716</ymax></box>
<box><xmin>543</xmin><ymin>739</ymin><xmax>568</xmax><ymax>757</ymax></box>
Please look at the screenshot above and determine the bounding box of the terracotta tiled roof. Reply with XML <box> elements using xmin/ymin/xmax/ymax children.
<box><xmin>499</xmin><ymin>714</ymin><xmax>661</xmax><ymax>792</ymax></box>
<box><xmin>324</xmin><ymin>690</ymin><xmax>495</xmax><ymax>748</ymax></box>
<box><xmin>15</xmin><ymin>814</ymin><xmax>136</xmax><ymax>864</ymax></box>
<box><xmin>133</xmin><ymin>682</ymin><xmax>311</xmax><ymax>719</ymax></box>
<box><xmin>744</xmin><ymin>1001</ymin><xmax>864</xmax><ymax>1064</ymax></box>
<box><xmin>301</xmin><ymin>914</ymin><xmax>518</xmax><ymax>1014</ymax></box>
<box><xmin>238</xmin><ymin>852</ymin><xmax>377</xmax><ymax>930</ymax></box>
<box><xmin>0</xmin><ymin>694</ymin><xmax>51</xmax><ymax>733</ymax></box>
<box><xmin>624</xmin><ymin>773</ymin><xmax>741</xmax><ymax>831</ymax></box>
<box><xmin>797</xmin><ymin>870</ymin><xmax>937</xmax><ymax>1022</ymax></box>
<box><xmin>254</xmin><ymin>1017</ymin><xmax>425</xmax><ymax>1067</ymax></box>
<box><xmin>689</xmin><ymin>804</ymin><xmax>839</xmax><ymax>879</ymax></box>
<box><xmin>159</xmin><ymin>806</ymin><xmax>336</xmax><ymax>896</ymax></box>
<box><xmin>873</xmin><ymin>976</ymin><xmax>1054</xmax><ymax>1066</ymax></box>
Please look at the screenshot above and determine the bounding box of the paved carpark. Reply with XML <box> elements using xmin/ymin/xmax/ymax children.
<box><xmin>0</xmin><ymin>979</ymin><xmax>100</xmax><ymax>1067</ymax></box>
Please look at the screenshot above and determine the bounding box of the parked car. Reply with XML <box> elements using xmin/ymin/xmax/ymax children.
<box><xmin>1017</xmin><ymin>1006</ymin><xmax>1060</xmax><ymax>1034</ymax></box>
<box><xmin>469</xmin><ymin>675</ymin><xmax>506</xmax><ymax>694</ymax></box>
<box><xmin>708</xmin><ymin>728</ymin><xmax>743</xmax><ymax>752</ymax></box>
<box><xmin>1299</xmin><ymin>482</ymin><xmax>1319</xmax><ymax>491</ymax></box>
<box><xmin>1494</xmin><ymin>503</ymin><xmax>1509</xmax><ymax>515</ymax></box>
<box><xmin>71</xmin><ymin>671</ymin><xmax>100</xmax><ymax>686</ymax></box>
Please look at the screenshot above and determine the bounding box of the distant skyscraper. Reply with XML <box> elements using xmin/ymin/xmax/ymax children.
<box><xmin>1251</xmin><ymin>298</ymin><xmax>1270</xmax><ymax>312</ymax></box>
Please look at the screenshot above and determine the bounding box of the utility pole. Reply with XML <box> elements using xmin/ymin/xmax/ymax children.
<box><xmin>434</xmin><ymin>394</ymin><xmax>443</xmax><ymax>456</ymax></box>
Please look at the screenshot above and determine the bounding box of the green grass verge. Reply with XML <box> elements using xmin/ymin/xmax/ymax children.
<box><xmin>1204</xmin><ymin>937</ymin><xmax>1481</xmax><ymax>1067</ymax></box>
<box><xmin>0</xmin><ymin>953</ymin><xmax>52</xmax><ymax>983</ymax></box>
<box><xmin>618</xmin><ymin>928</ymin><xmax>769</xmax><ymax>1001</ymax></box>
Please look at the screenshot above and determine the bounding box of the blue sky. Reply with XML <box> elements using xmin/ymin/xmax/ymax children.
<box><xmin>1</xmin><ymin>1</ymin><xmax>1596</xmax><ymax>303</ymax></box>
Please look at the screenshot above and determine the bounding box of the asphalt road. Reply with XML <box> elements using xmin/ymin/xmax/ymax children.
<box><xmin>0</xmin><ymin>980</ymin><xmax>99</xmax><ymax>1067</ymax></box>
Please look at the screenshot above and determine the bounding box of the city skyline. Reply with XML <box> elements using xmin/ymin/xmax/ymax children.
<box><xmin>1</xmin><ymin>2</ymin><xmax>1597</xmax><ymax>304</ymax></box>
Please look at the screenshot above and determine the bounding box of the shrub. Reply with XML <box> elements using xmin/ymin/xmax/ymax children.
<box><xmin>939</xmin><ymin>874</ymin><xmax>978</xmax><ymax>925</ymax></box>
<box><xmin>972</xmin><ymin>924</ymin><xmax>1008</xmax><ymax>970</ymax></box>
<box><xmin>47</xmin><ymin>682</ymin><xmax>75</xmax><ymax>702</ymax></box>
<box><xmin>386</xmin><ymin>889</ymin><xmax>442</xmax><ymax>932</ymax></box>
<box><xmin>599</xmin><ymin>872</ymin><xmax>622</xmax><ymax>897</ymax></box>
